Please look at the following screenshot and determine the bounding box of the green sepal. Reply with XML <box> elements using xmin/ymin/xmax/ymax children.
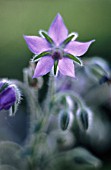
<box><xmin>65</xmin><ymin>53</ymin><xmax>83</xmax><ymax>66</ymax></box>
<box><xmin>80</xmin><ymin>110</ymin><xmax>88</xmax><ymax>130</ymax></box>
<box><xmin>59</xmin><ymin>110</ymin><xmax>70</xmax><ymax>130</ymax></box>
<box><xmin>40</xmin><ymin>30</ymin><xmax>54</xmax><ymax>45</ymax></box>
<box><xmin>0</xmin><ymin>141</ymin><xmax>29</xmax><ymax>170</ymax></box>
<box><xmin>32</xmin><ymin>51</ymin><xmax>51</xmax><ymax>62</ymax></box>
<box><xmin>61</xmin><ymin>34</ymin><xmax>74</xmax><ymax>47</ymax></box>
<box><xmin>54</xmin><ymin>60</ymin><xmax>58</xmax><ymax>76</ymax></box>
<box><xmin>9</xmin><ymin>102</ymin><xmax>18</xmax><ymax>116</ymax></box>
<box><xmin>0</xmin><ymin>82</ymin><xmax>9</xmax><ymax>93</ymax></box>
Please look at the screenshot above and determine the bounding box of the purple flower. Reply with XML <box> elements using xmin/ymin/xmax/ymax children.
<box><xmin>24</xmin><ymin>13</ymin><xmax>95</xmax><ymax>78</ymax></box>
<box><xmin>0</xmin><ymin>80</ymin><xmax>21</xmax><ymax>115</ymax></box>
<box><xmin>0</xmin><ymin>87</ymin><xmax>16</xmax><ymax>110</ymax></box>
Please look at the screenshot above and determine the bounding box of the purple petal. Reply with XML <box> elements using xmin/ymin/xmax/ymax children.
<box><xmin>24</xmin><ymin>35</ymin><xmax>51</xmax><ymax>54</ymax></box>
<box><xmin>64</xmin><ymin>40</ymin><xmax>95</xmax><ymax>57</ymax></box>
<box><xmin>48</xmin><ymin>13</ymin><xmax>68</xmax><ymax>45</ymax></box>
<box><xmin>0</xmin><ymin>87</ymin><xmax>16</xmax><ymax>110</ymax></box>
<box><xmin>0</xmin><ymin>81</ymin><xmax>4</xmax><ymax>89</ymax></box>
<box><xmin>58</xmin><ymin>58</ymin><xmax>75</xmax><ymax>77</ymax></box>
<box><xmin>33</xmin><ymin>56</ymin><xmax>54</xmax><ymax>77</ymax></box>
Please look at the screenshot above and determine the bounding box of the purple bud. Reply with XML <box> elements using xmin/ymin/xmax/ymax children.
<box><xmin>0</xmin><ymin>81</ymin><xmax>3</xmax><ymax>89</ymax></box>
<box><xmin>0</xmin><ymin>87</ymin><xmax>16</xmax><ymax>110</ymax></box>
<box><xmin>0</xmin><ymin>79</ymin><xmax>21</xmax><ymax>115</ymax></box>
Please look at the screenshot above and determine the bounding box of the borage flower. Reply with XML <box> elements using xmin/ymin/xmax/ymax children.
<box><xmin>0</xmin><ymin>79</ymin><xmax>21</xmax><ymax>116</ymax></box>
<box><xmin>24</xmin><ymin>13</ymin><xmax>95</xmax><ymax>78</ymax></box>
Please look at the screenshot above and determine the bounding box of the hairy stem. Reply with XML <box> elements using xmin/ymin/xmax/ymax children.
<box><xmin>11</xmin><ymin>80</ymin><xmax>39</xmax><ymax>136</ymax></box>
<box><xmin>45</xmin><ymin>73</ymin><xmax>56</xmax><ymax>114</ymax></box>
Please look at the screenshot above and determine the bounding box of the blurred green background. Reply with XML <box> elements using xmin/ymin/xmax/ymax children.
<box><xmin>0</xmin><ymin>0</ymin><xmax>111</xmax><ymax>80</ymax></box>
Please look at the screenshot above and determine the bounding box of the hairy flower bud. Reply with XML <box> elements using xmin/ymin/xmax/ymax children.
<box><xmin>85</xmin><ymin>57</ymin><xmax>110</xmax><ymax>84</ymax></box>
<box><xmin>0</xmin><ymin>79</ymin><xmax>21</xmax><ymax>116</ymax></box>
<box><xmin>23</xmin><ymin>62</ymin><xmax>43</xmax><ymax>89</ymax></box>
<box><xmin>58</xmin><ymin>110</ymin><xmax>74</xmax><ymax>131</ymax></box>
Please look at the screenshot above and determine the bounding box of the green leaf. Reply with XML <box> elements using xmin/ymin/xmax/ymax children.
<box><xmin>0</xmin><ymin>141</ymin><xmax>29</xmax><ymax>170</ymax></box>
<box><xmin>48</xmin><ymin>147</ymin><xmax>102</xmax><ymax>170</ymax></box>
<box><xmin>54</xmin><ymin>60</ymin><xmax>58</xmax><ymax>76</ymax></box>
<box><xmin>40</xmin><ymin>30</ymin><xmax>54</xmax><ymax>45</ymax></box>
<box><xmin>73</xmin><ymin>147</ymin><xmax>102</xmax><ymax>168</ymax></box>
<box><xmin>61</xmin><ymin>34</ymin><xmax>74</xmax><ymax>47</ymax></box>
<box><xmin>65</xmin><ymin>53</ymin><xmax>83</xmax><ymax>66</ymax></box>
<box><xmin>32</xmin><ymin>51</ymin><xmax>51</xmax><ymax>62</ymax></box>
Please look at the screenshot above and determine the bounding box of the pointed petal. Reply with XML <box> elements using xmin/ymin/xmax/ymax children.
<box><xmin>33</xmin><ymin>56</ymin><xmax>54</xmax><ymax>77</ymax></box>
<box><xmin>24</xmin><ymin>35</ymin><xmax>51</xmax><ymax>54</ymax></box>
<box><xmin>64</xmin><ymin>40</ymin><xmax>95</xmax><ymax>57</ymax></box>
<box><xmin>48</xmin><ymin>13</ymin><xmax>68</xmax><ymax>45</ymax></box>
<box><xmin>58</xmin><ymin>58</ymin><xmax>75</xmax><ymax>77</ymax></box>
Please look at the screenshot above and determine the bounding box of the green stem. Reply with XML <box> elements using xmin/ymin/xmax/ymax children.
<box><xmin>45</xmin><ymin>73</ymin><xmax>56</xmax><ymax>114</ymax></box>
<box><xmin>11</xmin><ymin>80</ymin><xmax>39</xmax><ymax>136</ymax></box>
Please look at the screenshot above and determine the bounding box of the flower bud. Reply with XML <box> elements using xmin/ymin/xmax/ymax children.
<box><xmin>58</xmin><ymin>110</ymin><xmax>74</xmax><ymax>131</ymax></box>
<box><xmin>85</xmin><ymin>57</ymin><xmax>110</xmax><ymax>84</ymax></box>
<box><xmin>74</xmin><ymin>106</ymin><xmax>93</xmax><ymax>132</ymax></box>
<box><xmin>77</xmin><ymin>108</ymin><xmax>89</xmax><ymax>130</ymax></box>
<box><xmin>23</xmin><ymin>62</ymin><xmax>43</xmax><ymax>89</ymax></box>
<box><xmin>0</xmin><ymin>79</ymin><xmax>21</xmax><ymax>116</ymax></box>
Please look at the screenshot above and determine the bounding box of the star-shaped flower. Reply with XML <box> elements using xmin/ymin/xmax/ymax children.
<box><xmin>24</xmin><ymin>13</ymin><xmax>95</xmax><ymax>78</ymax></box>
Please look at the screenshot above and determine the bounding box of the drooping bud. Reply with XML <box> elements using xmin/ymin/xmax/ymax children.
<box><xmin>85</xmin><ymin>57</ymin><xmax>110</xmax><ymax>84</ymax></box>
<box><xmin>0</xmin><ymin>79</ymin><xmax>21</xmax><ymax>116</ymax></box>
<box><xmin>23</xmin><ymin>62</ymin><xmax>43</xmax><ymax>89</ymax></box>
<box><xmin>58</xmin><ymin>110</ymin><xmax>74</xmax><ymax>131</ymax></box>
<box><xmin>75</xmin><ymin>107</ymin><xmax>92</xmax><ymax>131</ymax></box>
<box><xmin>78</xmin><ymin>109</ymin><xmax>88</xmax><ymax>130</ymax></box>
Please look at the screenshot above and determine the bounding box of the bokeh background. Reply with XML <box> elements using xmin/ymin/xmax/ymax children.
<box><xmin>0</xmin><ymin>0</ymin><xmax>111</xmax><ymax>80</ymax></box>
